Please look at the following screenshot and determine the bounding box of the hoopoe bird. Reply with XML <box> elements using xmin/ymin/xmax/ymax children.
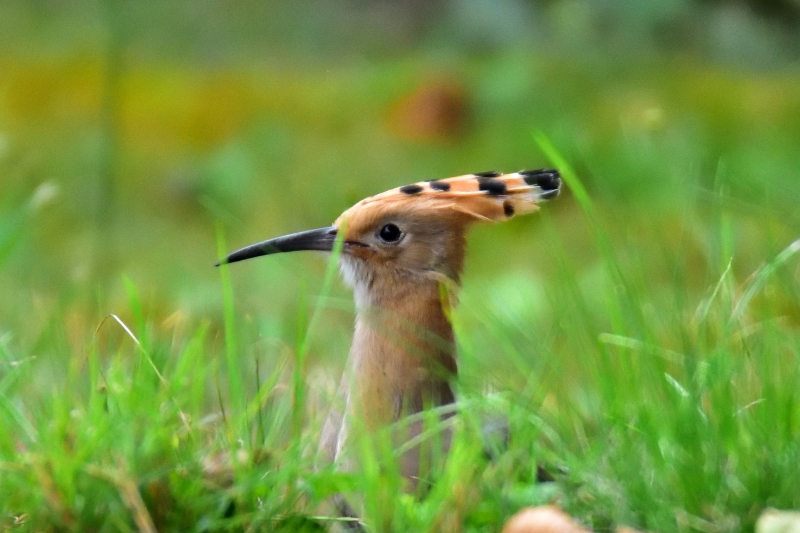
<box><xmin>217</xmin><ymin>168</ymin><xmax>561</xmax><ymax>495</ymax></box>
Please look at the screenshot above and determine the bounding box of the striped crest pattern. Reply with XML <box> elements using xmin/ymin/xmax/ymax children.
<box><xmin>339</xmin><ymin>169</ymin><xmax>561</xmax><ymax>224</ymax></box>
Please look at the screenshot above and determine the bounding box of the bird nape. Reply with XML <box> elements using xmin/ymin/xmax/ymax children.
<box><xmin>217</xmin><ymin>168</ymin><xmax>561</xmax><ymax>521</ymax></box>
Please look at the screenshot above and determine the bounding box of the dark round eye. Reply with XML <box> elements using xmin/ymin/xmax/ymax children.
<box><xmin>378</xmin><ymin>223</ymin><xmax>402</xmax><ymax>243</ymax></box>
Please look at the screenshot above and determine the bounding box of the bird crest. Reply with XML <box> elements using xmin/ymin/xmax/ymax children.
<box><xmin>337</xmin><ymin>169</ymin><xmax>561</xmax><ymax>227</ymax></box>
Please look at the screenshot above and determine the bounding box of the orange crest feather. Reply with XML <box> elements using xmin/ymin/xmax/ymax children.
<box><xmin>336</xmin><ymin>169</ymin><xmax>561</xmax><ymax>226</ymax></box>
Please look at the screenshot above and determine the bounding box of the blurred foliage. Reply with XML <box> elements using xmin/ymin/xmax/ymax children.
<box><xmin>2</xmin><ymin>0</ymin><xmax>799</xmax><ymax>323</ymax></box>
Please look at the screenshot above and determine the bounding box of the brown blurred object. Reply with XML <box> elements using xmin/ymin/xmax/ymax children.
<box><xmin>387</xmin><ymin>80</ymin><xmax>468</xmax><ymax>141</ymax></box>
<box><xmin>501</xmin><ymin>506</ymin><xmax>593</xmax><ymax>533</ymax></box>
<box><xmin>756</xmin><ymin>509</ymin><xmax>800</xmax><ymax>533</ymax></box>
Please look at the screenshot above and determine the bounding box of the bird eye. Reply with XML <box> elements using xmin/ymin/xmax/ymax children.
<box><xmin>378</xmin><ymin>223</ymin><xmax>402</xmax><ymax>243</ymax></box>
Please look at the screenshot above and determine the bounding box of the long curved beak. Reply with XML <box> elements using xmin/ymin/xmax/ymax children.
<box><xmin>215</xmin><ymin>226</ymin><xmax>338</xmax><ymax>266</ymax></box>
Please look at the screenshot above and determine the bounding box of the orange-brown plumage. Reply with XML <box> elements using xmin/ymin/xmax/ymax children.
<box><xmin>338</xmin><ymin>169</ymin><xmax>559</xmax><ymax>226</ymax></box>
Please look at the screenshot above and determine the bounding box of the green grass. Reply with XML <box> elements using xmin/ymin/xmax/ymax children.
<box><xmin>2</xmin><ymin>139</ymin><xmax>799</xmax><ymax>531</ymax></box>
<box><xmin>2</xmin><ymin>2</ymin><xmax>800</xmax><ymax>531</ymax></box>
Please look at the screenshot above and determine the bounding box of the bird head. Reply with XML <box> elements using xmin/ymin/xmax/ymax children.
<box><xmin>217</xmin><ymin>169</ymin><xmax>561</xmax><ymax>288</ymax></box>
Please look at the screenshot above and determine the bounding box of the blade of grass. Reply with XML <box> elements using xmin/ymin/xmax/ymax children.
<box><xmin>731</xmin><ymin>238</ymin><xmax>800</xmax><ymax>324</ymax></box>
<box><xmin>215</xmin><ymin>222</ymin><xmax>247</xmax><ymax>438</ymax></box>
<box><xmin>291</xmin><ymin>219</ymin><xmax>347</xmax><ymax>441</ymax></box>
<box><xmin>533</xmin><ymin>130</ymin><xmax>628</xmax><ymax>334</ymax></box>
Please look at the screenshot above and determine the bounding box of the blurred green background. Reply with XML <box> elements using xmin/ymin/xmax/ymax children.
<box><xmin>2</xmin><ymin>1</ymin><xmax>800</xmax><ymax>528</ymax></box>
<box><xmin>3</xmin><ymin>0</ymin><xmax>799</xmax><ymax>339</ymax></box>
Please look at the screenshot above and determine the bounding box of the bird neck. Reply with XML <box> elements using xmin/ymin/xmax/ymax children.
<box><xmin>347</xmin><ymin>276</ymin><xmax>458</xmax><ymax>429</ymax></box>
